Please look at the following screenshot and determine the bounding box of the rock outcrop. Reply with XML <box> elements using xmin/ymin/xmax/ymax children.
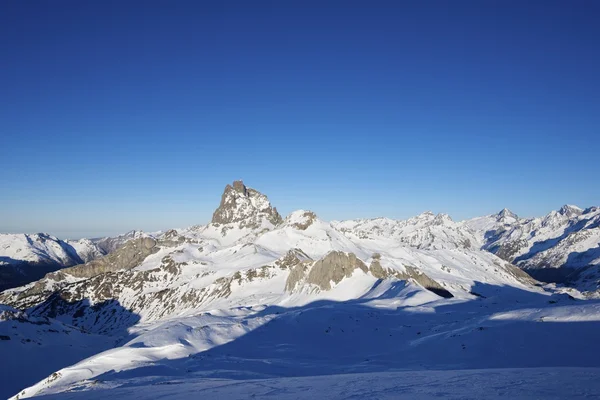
<box><xmin>286</xmin><ymin>211</ymin><xmax>318</xmax><ymax>230</ymax></box>
<box><xmin>49</xmin><ymin>237</ymin><xmax>158</xmax><ymax>280</ymax></box>
<box><xmin>211</xmin><ymin>180</ymin><xmax>283</xmax><ymax>228</ymax></box>
<box><xmin>285</xmin><ymin>251</ymin><xmax>369</xmax><ymax>292</ymax></box>
<box><xmin>307</xmin><ymin>251</ymin><xmax>368</xmax><ymax>291</ymax></box>
<box><xmin>369</xmin><ymin>254</ymin><xmax>453</xmax><ymax>298</ymax></box>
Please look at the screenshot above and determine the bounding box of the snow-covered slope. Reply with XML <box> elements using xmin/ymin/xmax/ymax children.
<box><xmin>0</xmin><ymin>304</ymin><xmax>115</xmax><ymax>400</ymax></box>
<box><xmin>3</xmin><ymin>181</ymin><xmax>600</xmax><ymax>399</ymax></box>
<box><xmin>464</xmin><ymin>206</ymin><xmax>600</xmax><ymax>290</ymax></box>
<box><xmin>0</xmin><ymin>233</ymin><xmax>89</xmax><ymax>291</ymax></box>
<box><xmin>10</xmin><ymin>287</ymin><xmax>600</xmax><ymax>399</ymax></box>
<box><xmin>0</xmin><ymin>230</ymin><xmax>161</xmax><ymax>291</ymax></box>
<box><xmin>30</xmin><ymin>368</ymin><xmax>600</xmax><ymax>400</ymax></box>
<box><xmin>0</xmin><ymin>199</ymin><xmax>537</xmax><ymax>328</ymax></box>
<box><xmin>333</xmin><ymin>211</ymin><xmax>477</xmax><ymax>251</ymax></box>
<box><xmin>65</xmin><ymin>238</ymin><xmax>104</xmax><ymax>263</ymax></box>
<box><xmin>0</xmin><ymin>233</ymin><xmax>83</xmax><ymax>267</ymax></box>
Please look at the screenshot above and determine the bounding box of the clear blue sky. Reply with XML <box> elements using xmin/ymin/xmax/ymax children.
<box><xmin>1</xmin><ymin>1</ymin><xmax>599</xmax><ymax>238</ymax></box>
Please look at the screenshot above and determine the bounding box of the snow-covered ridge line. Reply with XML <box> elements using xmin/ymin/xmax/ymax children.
<box><xmin>463</xmin><ymin>204</ymin><xmax>600</xmax><ymax>289</ymax></box>
<box><xmin>2</xmin><ymin>181</ymin><xmax>600</xmax><ymax>399</ymax></box>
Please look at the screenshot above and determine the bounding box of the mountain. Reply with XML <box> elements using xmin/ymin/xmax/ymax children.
<box><xmin>91</xmin><ymin>230</ymin><xmax>154</xmax><ymax>255</ymax></box>
<box><xmin>212</xmin><ymin>180</ymin><xmax>283</xmax><ymax>227</ymax></box>
<box><xmin>0</xmin><ymin>229</ymin><xmax>159</xmax><ymax>291</ymax></box>
<box><xmin>65</xmin><ymin>238</ymin><xmax>104</xmax><ymax>263</ymax></box>
<box><xmin>464</xmin><ymin>205</ymin><xmax>600</xmax><ymax>291</ymax></box>
<box><xmin>0</xmin><ymin>233</ymin><xmax>88</xmax><ymax>291</ymax></box>
<box><xmin>2</xmin><ymin>182</ymin><xmax>600</xmax><ymax>399</ymax></box>
<box><xmin>186</xmin><ymin>180</ymin><xmax>284</xmax><ymax>246</ymax></box>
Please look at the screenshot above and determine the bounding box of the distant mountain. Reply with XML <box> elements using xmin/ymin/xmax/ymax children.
<box><xmin>91</xmin><ymin>230</ymin><xmax>154</xmax><ymax>254</ymax></box>
<box><xmin>65</xmin><ymin>238</ymin><xmax>104</xmax><ymax>262</ymax></box>
<box><xmin>0</xmin><ymin>230</ymin><xmax>155</xmax><ymax>291</ymax></box>
<box><xmin>0</xmin><ymin>233</ymin><xmax>87</xmax><ymax>291</ymax></box>
<box><xmin>464</xmin><ymin>205</ymin><xmax>600</xmax><ymax>290</ymax></box>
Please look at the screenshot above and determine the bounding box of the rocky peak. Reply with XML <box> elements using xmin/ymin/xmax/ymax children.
<box><xmin>211</xmin><ymin>180</ymin><xmax>283</xmax><ymax>229</ymax></box>
<box><xmin>583</xmin><ymin>206</ymin><xmax>599</xmax><ymax>215</ymax></box>
<box><xmin>232</xmin><ymin>180</ymin><xmax>248</xmax><ymax>195</ymax></box>
<box><xmin>433</xmin><ymin>213</ymin><xmax>453</xmax><ymax>225</ymax></box>
<box><xmin>496</xmin><ymin>208</ymin><xmax>518</xmax><ymax>220</ymax></box>
<box><xmin>558</xmin><ymin>204</ymin><xmax>583</xmax><ymax>218</ymax></box>
<box><xmin>285</xmin><ymin>210</ymin><xmax>318</xmax><ymax>230</ymax></box>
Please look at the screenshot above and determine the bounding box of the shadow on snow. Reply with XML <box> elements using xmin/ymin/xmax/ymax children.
<box><xmin>90</xmin><ymin>281</ymin><xmax>600</xmax><ymax>388</ymax></box>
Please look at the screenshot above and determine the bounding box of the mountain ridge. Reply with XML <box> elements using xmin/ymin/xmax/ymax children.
<box><xmin>2</xmin><ymin>181</ymin><xmax>600</xmax><ymax>399</ymax></box>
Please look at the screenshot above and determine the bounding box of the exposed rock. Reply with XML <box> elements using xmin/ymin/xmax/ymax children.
<box><xmin>287</xmin><ymin>211</ymin><xmax>318</xmax><ymax>230</ymax></box>
<box><xmin>369</xmin><ymin>257</ymin><xmax>387</xmax><ymax>279</ymax></box>
<box><xmin>158</xmin><ymin>230</ymin><xmax>187</xmax><ymax>247</ymax></box>
<box><xmin>211</xmin><ymin>180</ymin><xmax>283</xmax><ymax>228</ymax></box>
<box><xmin>559</xmin><ymin>204</ymin><xmax>583</xmax><ymax>218</ymax></box>
<box><xmin>306</xmin><ymin>251</ymin><xmax>368</xmax><ymax>291</ymax></box>
<box><xmin>39</xmin><ymin>238</ymin><xmax>159</xmax><ymax>287</ymax></box>
<box><xmin>92</xmin><ymin>230</ymin><xmax>150</xmax><ymax>254</ymax></box>
<box><xmin>285</xmin><ymin>262</ymin><xmax>310</xmax><ymax>292</ymax></box>
<box><xmin>492</xmin><ymin>238</ymin><xmax>529</xmax><ymax>262</ymax></box>
<box><xmin>497</xmin><ymin>208</ymin><xmax>519</xmax><ymax>220</ymax></box>
<box><xmin>368</xmin><ymin>258</ymin><xmax>453</xmax><ymax>298</ymax></box>
<box><xmin>275</xmin><ymin>248</ymin><xmax>312</xmax><ymax>270</ymax></box>
<box><xmin>402</xmin><ymin>266</ymin><xmax>453</xmax><ymax>298</ymax></box>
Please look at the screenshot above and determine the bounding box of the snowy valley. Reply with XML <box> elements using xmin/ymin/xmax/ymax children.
<box><xmin>1</xmin><ymin>181</ymin><xmax>599</xmax><ymax>399</ymax></box>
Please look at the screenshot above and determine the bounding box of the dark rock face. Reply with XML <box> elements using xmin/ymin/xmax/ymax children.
<box><xmin>211</xmin><ymin>180</ymin><xmax>283</xmax><ymax>228</ymax></box>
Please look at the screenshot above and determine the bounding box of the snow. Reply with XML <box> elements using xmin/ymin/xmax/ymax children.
<box><xmin>0</xmin><ymin>233</ymin><xmax>82</xmax><ymax>266</ymax></box>
<box><xmin>2</xmin><ymin>186</ymin><xmax>600</xmax><ymax>399</ymax></box>
<box><xmin>0</xmin><ymin>308</ymin><xmax>114</xmax><ymax>400</ymax></box>
<box><xmin>9</xmin><ymin>290</ymin><xmax>600</xmax><ymax>399</ymax></box>
<box><xmin>463</xmin><ymin>205</ymin><xmax>600</xmax><ymax>277</ymax></box>
<box><xmin>30</xmin><ymin>368</ymin><xmax>600</xmax><ymax>400</ymax></box>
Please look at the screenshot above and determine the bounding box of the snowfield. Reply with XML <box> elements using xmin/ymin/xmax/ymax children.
<box><xmin>32</xmin><ymin>368</ymin><xmax>600</xmax><ymax>400</ymax></box>
<box><xmin>2</xmin><ymin>181</ymin><xmax>600</xmax><ymax>399</ymax></box>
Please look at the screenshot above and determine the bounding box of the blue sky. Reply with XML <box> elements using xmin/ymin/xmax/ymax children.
<box><xmin>1</xmin><ymin>1</ymin><xmax>599</xmax><ymax>238</ymax></box>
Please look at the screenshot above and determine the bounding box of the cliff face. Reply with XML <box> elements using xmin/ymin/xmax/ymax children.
<box><xmin>211</xmin><ymin>180</ymin><xmax>283</xmax><ymax>228</ymax></box>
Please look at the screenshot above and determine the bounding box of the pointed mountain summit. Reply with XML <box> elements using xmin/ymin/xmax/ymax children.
<box><xmin>496</xmin><ymin>208</ymin><xmax>518</xmax><ymax>220</ymax></box>
<box><xmin>211</xmin><ymin>180</ymin><xmax>283</xmax><ymax>228</ymax></box>
<box><xmin>558</xmin><ymin>204</ymin><xmax>583</xmax><ymax>217</ymax></box>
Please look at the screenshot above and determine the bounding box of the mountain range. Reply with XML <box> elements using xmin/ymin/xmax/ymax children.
<box><xmin>1</xmin><ymin>181</ymin><xmax>599</xmax><ymax>399</ymax></box>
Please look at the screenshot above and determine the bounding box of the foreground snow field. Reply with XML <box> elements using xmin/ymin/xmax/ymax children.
<box><xmin>33</xmin><ymin>368</ymin><xmax>600</xmax><ymax>400</ymax></box>
<box><xmin>8</xmin><ymin>291</ymin><xmax>600</xmax><ymax>399</ymax></box>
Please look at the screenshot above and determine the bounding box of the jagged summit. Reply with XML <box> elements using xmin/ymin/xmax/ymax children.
<box><xmin>284</xmin><ymin>210</ymin><xmax>318</xmax><ymax>230</ymax></box>
<box><xmin>211</xmin><ymin>180</ymin><xmax>283</xmax><ymax>228</ymax></box>
<box><xmin>496</xmin><ymin>208</ymin><xmax>518</xmax><ymax>220</ymax></box>
<box><xmin>558</xmin><ymin>204</ymin><xmax>583</xmax><ymax>217</ymax></box>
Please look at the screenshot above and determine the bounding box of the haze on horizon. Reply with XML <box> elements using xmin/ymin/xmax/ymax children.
<box><xmin>1</xmin><ymin>1</ymin><xmax>598</xmax><ymax>239</ymax></box>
